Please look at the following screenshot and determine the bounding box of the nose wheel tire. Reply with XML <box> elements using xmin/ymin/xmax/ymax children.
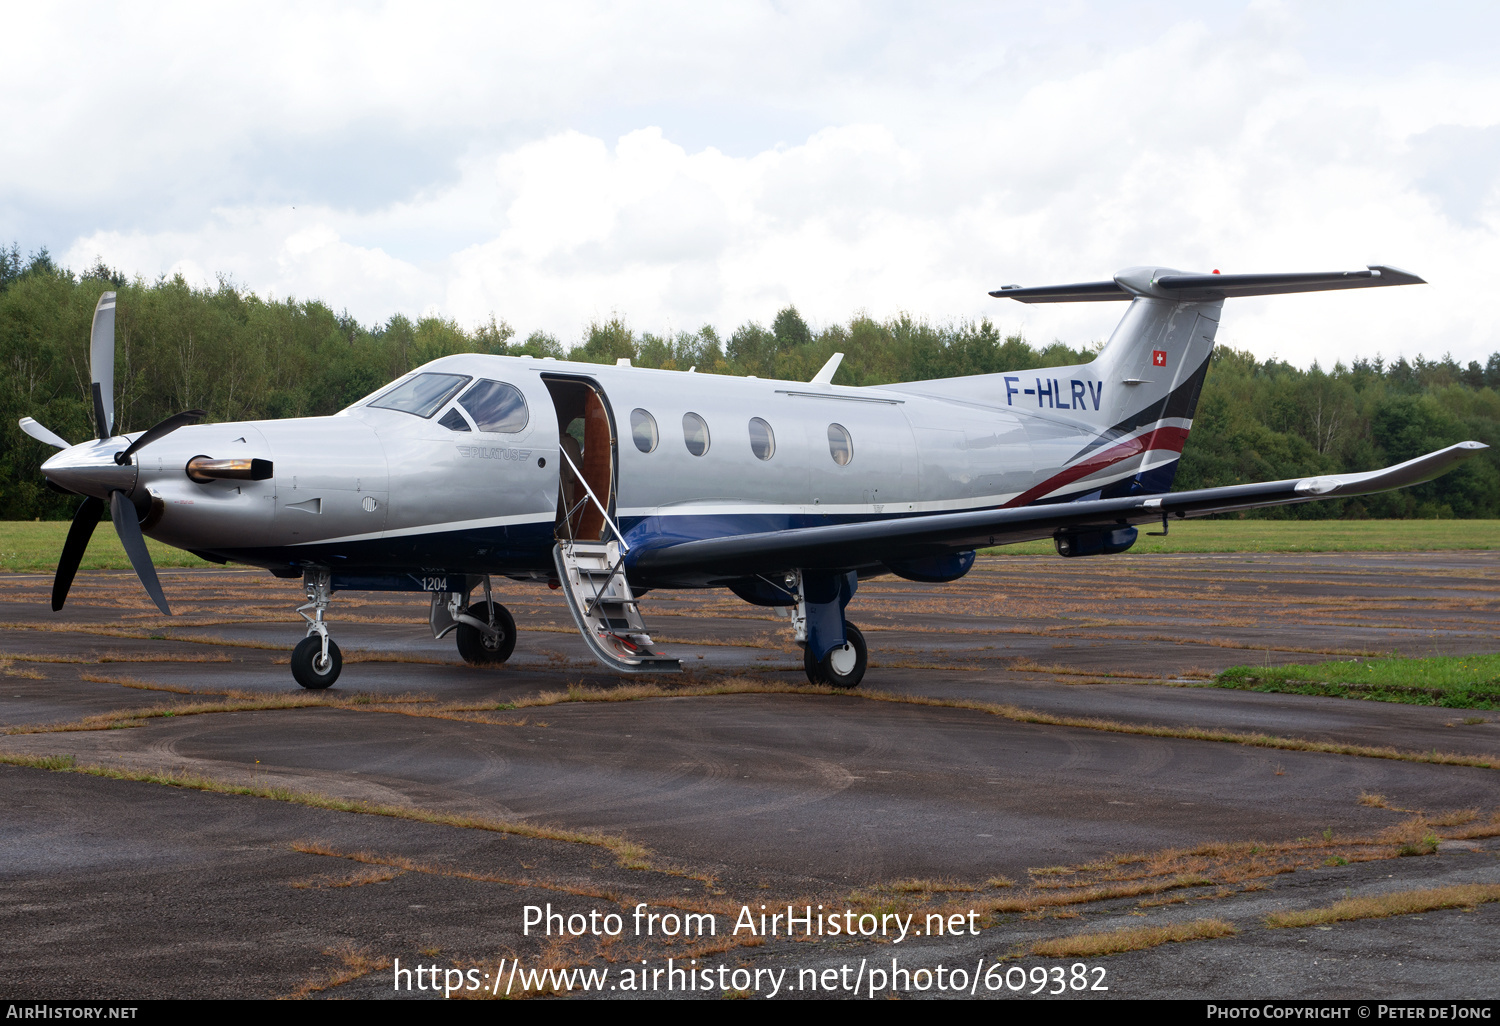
<box><xmin>291</xmin><ymin>636</ymin><xmax>342</xmax><ymax>689</ymax></box>
<box><xmin>803</xmin><ymin>621</ymin><xmax>866</xmax><ymax>688</ymax></box>
<box><xmin>456</xmin><ymin>600</ymin><xmax>517</xmax><ymax>665</ymax></box>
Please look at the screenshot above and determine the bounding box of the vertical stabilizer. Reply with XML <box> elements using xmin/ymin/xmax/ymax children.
<box><xmin>890</xmin><ymin>264</ymin><xmax>1425</xmax><ymax>502</ymax></box>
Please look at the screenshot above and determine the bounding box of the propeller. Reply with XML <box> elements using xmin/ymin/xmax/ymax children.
<box><xmin>50</xmin><ymin>488</ymin><xmax>176</xmax><ymax>614</ymax></box>
<box><xmin>110</xmin><ymin>490</ymin><xmax>171</xmax><ymax>615</ymax></box>
<box><xmin>19</xmin><ymin>417</ymin><xmax>71</xmax><ymax>450</ymax></box>
<box><xmin>24</xmin><ymin>290</ymin><xmax>202</xmax><ymax>615</ymax></box>
<box><xmin>113</xmin><ymin>409</ymin><xmax>206</xmax><ymax>465</ymax></box>
<box><xmin>51</xmin><ymin>496</ymin><xmax>104</xmax><ymax>612</ymax></box>
<box><xmin>17</xmin><ymin>291</ymin><xmax>118</xmax><ymax>453</ymax></box>
<box><xmin>90</xmin><ymin>292</ymin><xmax>116</xmax><ymax>439</ymax></box>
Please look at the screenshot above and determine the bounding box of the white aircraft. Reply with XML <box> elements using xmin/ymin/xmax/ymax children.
<box><xmin>21</xmin><ymin>266</ymin><xmax>1485</xmax><ymax>689</ymax></box>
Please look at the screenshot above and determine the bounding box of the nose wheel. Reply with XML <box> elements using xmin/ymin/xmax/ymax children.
<box><xmin>292</xmin><ymin>568</ymin><xmax>342</xmax><ymax>690</ymax></box>
<box><xmin>292</xmin><ymin>635</ymin><xmax>342</xmax><ymax>689</ymax></box>
<box><xmin>804</xmin><ymin>620</ymin><xmax>867</xmax><ymax>688</ymax></box>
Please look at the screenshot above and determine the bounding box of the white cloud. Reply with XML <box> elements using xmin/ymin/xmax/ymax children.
<box><xmin>18</xmin><ymin>2</ymin><xmax>1498</xmax><ymax>366</ymax></box>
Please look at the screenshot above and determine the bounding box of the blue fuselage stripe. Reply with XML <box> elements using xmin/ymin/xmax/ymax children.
<box><xmin>207</xmin><ymin>457</ymin><xmax>1180</xmax><ymax>583</ymax></box>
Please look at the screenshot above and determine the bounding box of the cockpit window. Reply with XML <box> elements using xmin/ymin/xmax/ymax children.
<box><xmin>438</xmin><ymin>407</ymin><xmax>471</xmax><ymax>432</ymax></box>
<box><xmin>368</xmin><ymin>373</ymin><xmax>472</xmax><ymax>418</ymax></box>
<box><xmin>458</xmin><ymin>379</ymin><xmax>530</xmax><ymax>433</ymax></box>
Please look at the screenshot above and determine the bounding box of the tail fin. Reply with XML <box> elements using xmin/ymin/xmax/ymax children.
<box><xmin>993</xmin><ymin>263</ymin><xmax>1425</xmax><ymax>435</ymax></box>
<box><xmin>985</xmin><ymin>264</ymin><xmax>1426</xmax><ymax>497</ymax></box>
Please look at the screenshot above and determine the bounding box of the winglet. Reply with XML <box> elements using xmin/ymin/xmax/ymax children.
<box><xmin>1294</xmin><ymin>441</ymin><xmax>1486</xmax><ymax>497</ymax></box>
<box><xmin>811</xmin><ymin>352</ymin><xmax>844</xmax><ymax>385</ymax></box>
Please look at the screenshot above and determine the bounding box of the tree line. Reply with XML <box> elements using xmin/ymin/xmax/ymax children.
<box><xmin>2</xmin><ymin>245</ymin><xmax>1496</xmax><ymax>520</ymax></box>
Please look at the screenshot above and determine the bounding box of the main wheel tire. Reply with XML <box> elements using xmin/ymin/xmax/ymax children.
<box><xmin>291</xmin><ymin>635</ymin><xmax>342</xmax><ymax>689</ymax></box>
<box><xmin>456</xmin><ymin>600</ymin><xmax>517</xmax><ymax>665</ymax></box>
<box><xmin>802</xmin><ymin>642</ymin><xmax>825</xmax><ymax>685</ymax></box>
<box><xmin>803</xmin><ymin>621</ymin><xmax>867</xmax><ymax>689</ymax></box>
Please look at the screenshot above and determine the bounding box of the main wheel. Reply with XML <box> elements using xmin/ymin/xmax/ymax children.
<box><xmin>291</xmin><ymin>636</ymin><xmax>342</xmax><ymax>689</ymax></box>
<box><xmin>802</xmin><ymin>621</ymin><xmax>867</xmax><ymax>689</ymax></box>
<box><xmin>456</xmin><ymin>600</ymin><xmax>517</xmax><ymax>665</ymax></box>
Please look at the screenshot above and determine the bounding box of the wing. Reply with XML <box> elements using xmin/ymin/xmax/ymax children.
<box><xmin>629</xmin><ymin>441</ymin><xmax>1486</xmax><ymax>580</ymax></box>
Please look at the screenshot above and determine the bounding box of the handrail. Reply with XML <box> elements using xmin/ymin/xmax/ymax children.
<box><xmin>556</xmin><ymin>444</ymin><xmax>630</xmax><ymax>553</ymax></box>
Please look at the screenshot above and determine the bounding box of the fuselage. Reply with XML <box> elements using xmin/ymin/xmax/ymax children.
<box><xmin>42</xmin><ymin>351</ymin><xmax>1191</xmax><ymax>587</ymax></box>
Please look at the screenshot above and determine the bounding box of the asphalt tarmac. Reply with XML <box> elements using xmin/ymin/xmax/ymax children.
<box><xmin>1</xmin><ymin>551</ymin><xmax>1497</xmax><ymax>1000</ymax></box>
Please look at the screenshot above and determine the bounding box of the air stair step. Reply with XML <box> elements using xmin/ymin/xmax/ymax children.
<box><xmin>552</xmin><ymin>541</ymin><xmax>680</xmax><ymax>674</ymax></box>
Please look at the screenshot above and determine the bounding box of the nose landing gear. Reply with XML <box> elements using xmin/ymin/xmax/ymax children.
<box><xmin>293</xmin><ymin>568</ymin><xmax>342</xmax><ymax>689</ymax></box>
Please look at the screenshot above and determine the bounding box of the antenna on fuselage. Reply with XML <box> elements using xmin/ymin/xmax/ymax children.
<box><xmin>810</xmin><ymin>352</ymin><xmax>844</xmax><ymax>385</ymax></box>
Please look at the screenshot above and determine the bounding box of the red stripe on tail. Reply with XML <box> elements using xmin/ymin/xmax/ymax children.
<box><xmin>1002</xmin><ymin>426</ymin><xmax>1190</xmax><ymax>509</ymax></box>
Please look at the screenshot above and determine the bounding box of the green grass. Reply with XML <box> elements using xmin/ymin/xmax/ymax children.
<box><xmin>0</xmin><ymin>521</ymin><xmax>217</xmax><ymax>572</ymax></box>
<box><xmin>0</xmin><ymin>517</ymin><xmax>1495</xmax><ymax>573</ymax></box>
<box><xmin>984</xmin><ymin>519</ymin><xmax>1500</xmax><ymax>556</ymax></box>
<box><xmin>1215</xmin><ymin>653</ymin><xmax>1500</xmax><ymax>709</ymax></box>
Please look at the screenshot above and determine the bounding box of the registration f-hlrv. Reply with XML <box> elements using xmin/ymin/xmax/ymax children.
<box><xmin>20</xmin><ymin>265</ymin><xmax>1487</xmax><ymax>689</ymax></box>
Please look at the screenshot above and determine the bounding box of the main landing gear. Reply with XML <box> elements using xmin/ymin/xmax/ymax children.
<box><xmin>453</xmin><ymin>601</ymin><xmax>517</xmax><ymax>665</ymax></box>
<box><xmin>803</xmin><ymin>621</ymin><xmax>867</xmax><ymax>688</ymax></box>
<box><xmin>288</xmin><ymin>569</ymin><xmax>519</xmax><ymax>689</ymax></box>
<box><xmin>432</xmin><ymin>576</ymin><xmax>517</xmax><ymax>666</ymax></box>
<box><xmin>782</xmin><ymin>570</ymin><xmax>869</xmax><ymax>689</ymax></box>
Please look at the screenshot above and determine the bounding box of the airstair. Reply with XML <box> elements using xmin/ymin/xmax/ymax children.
<box><xmin>552</xmin><ymin>446</ymin><xmax>679</xmax><ymax>674</ymax></box>
<box><xmin>553</xmin><ymin>541</ymin><xmax>679</xmax><ymax>673</ymax></box>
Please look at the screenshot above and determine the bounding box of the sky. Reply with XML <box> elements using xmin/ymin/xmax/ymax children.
<box><xmin>4</xmin><ymin>1</ymin><xmax>1499</xmax><ymax>367</ymax></box>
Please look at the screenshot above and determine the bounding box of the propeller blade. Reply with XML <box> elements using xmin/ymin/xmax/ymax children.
<box><xmin>19</xmin><ymin>417</ymin><xmax>71</xmax><ymax>450</ymax></box>
<box><xmin>110</xmin><ymin>490</ymin><xmax>171</xmax><ymax>615</ymax></box>
<box><xmin>113</xmin><ymin>409</ymin><xmax>207</xmax><ymax>466</ymax></box>
<box><xmin>52</xmin><ymin>496</ymin><xmax>105</xmax><ymax>611</ymax></box>
<box><xmin>90</xmin><ymin>292</ymin><xmax>117</xmax><ymax>439</ymax></box>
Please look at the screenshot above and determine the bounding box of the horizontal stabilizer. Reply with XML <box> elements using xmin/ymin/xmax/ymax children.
<box><xmin>991</xmin><ymin>265</ymin><xmax>1426</xmax><ymax>303</ymax></box>
<box><xmin>989</xmin><ymin>280</ymin><xmax>1130</xmax><ymax>303</ymax></box>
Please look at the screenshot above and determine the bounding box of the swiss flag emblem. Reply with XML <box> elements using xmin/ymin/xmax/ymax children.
<box><xmin>1152</xmin><ymin>350</ymin><xmax>1167</xmax><ymax>367</ymax></box>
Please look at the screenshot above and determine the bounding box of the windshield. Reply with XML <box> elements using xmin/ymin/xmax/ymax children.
<box><xmin>366</xmin><ymin>373</ymin><xmax>472</xmax><ymax>418</ymax></box>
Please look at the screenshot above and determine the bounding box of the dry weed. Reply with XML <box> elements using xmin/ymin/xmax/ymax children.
<box><xmin>1265</xmin><ymin>884</ymin><xmax>1500</xmax><ymax>928</ymax></box>
<box><xmin>285</xmin><ymin>942</ymin><xmax>392</xmax><ymax>998</ymax></box>
<box><xmin>1030</xmin><ymin>918</ymin><xmax>1236</xmax><ymax>957</ymax></box>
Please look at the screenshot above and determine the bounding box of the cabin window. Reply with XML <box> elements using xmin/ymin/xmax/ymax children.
<box><xmin>827</xmin><ymin>423</ymin><xmax>853</xmax><ymax>465</ymax></box>
<box><xmin>438</xmin><ymin>407</ymin><xmax>471</xmax><ymax>432</ymax></box>
<box><xmin>368</xmin><ymin>373</ymin><xmax>471</xmax><ymax>418</ymax></box>
<box><xmin>682</xmin><ymin>412</ymin><xmax>710</xmax><ymax>456</ymax></box>
<box><xmin>631</xmin><ymin>409</ymin><xmax>658</xmax><ymax>453</ymax></box>
<box><xmin>458</xmin><ymin>379</ymin><xmax>529</xmax><ymax>433</ymax></box>
<box><xmin>748</xmin><ymin>417</ymin><xmax>775</xmax><ymax>460</ymax></box>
